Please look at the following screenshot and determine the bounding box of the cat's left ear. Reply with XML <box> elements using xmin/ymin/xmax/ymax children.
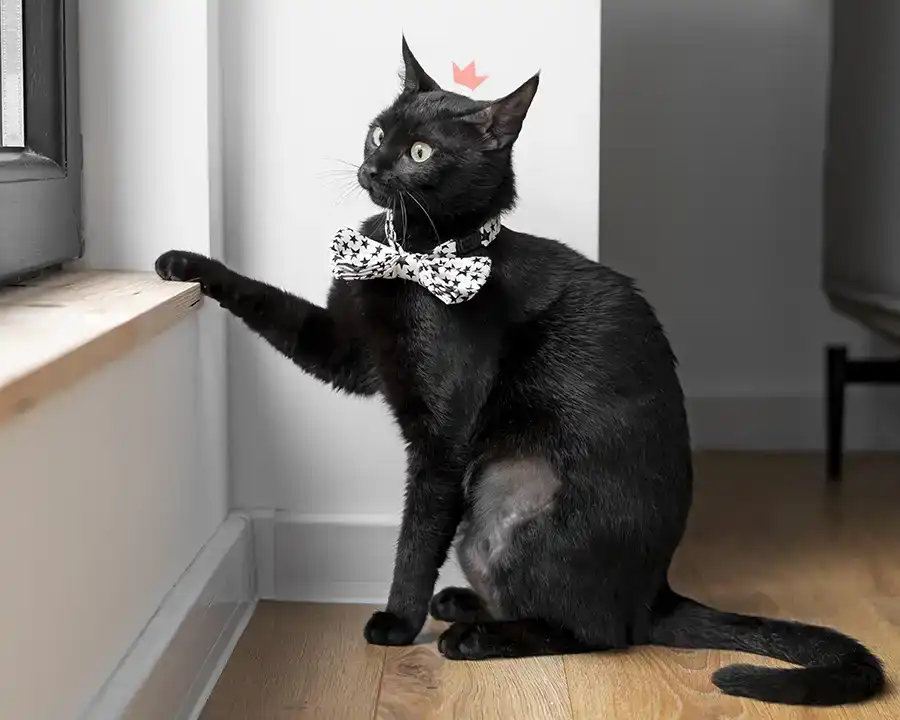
<box><xmin>401</xmin><ymin>35</ymin><xmax>441</xmax><ymax>93</ymax></box>
<box><xmin>463</xmin><ymin>73</ymin><xmax>540</xmax><ymax>151</ymax></box>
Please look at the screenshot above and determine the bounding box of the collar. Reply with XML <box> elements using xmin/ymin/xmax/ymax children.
<box><xmin>384</xmin><ymin>210</ymin><xmax>502</xmax><ymax>255</ymax></box>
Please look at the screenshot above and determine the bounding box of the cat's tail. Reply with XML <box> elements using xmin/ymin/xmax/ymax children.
<box><xmin>647</xmin><ymin>586</ymin><xmax>885</xmax><ymax>706</ymax></box>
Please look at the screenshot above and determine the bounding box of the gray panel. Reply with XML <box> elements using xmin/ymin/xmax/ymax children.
<box><xmin>0</xmin><ymin>0</ymin><xmax>81</xmax><ymax>284</ymax></box>
<box><xmin>824</xmin><ymin>1</ymin><xmax>900</xmax><ymax>304</ymax></box>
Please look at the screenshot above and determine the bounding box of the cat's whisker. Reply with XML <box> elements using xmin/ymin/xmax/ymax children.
<box><xmin>334</xmin><ymin>188</ymin><xmax>357</xmax><ymax>205</ymax></box>
<box><xmin>318</xmin><ymin>166</ymin><xmax>357</xmax><ymax>177</ymax></box>
<box><xmin>319</xmin><ymin>176</ymin><xmax>360</xmax><ymax>202</ymax></box>
<box><xmin>380</xmin><ymin>199</ymin><xmax>394</xmax><ymax>239</ymax></box>
<box><xmin>316</xmin><ymin>171</ymin><xmax>354</xmax><ymax>187</ymax></box>
<box><xmin>329</xmin><ymin>157</ymin><xmax>360</xmax><ymax>170</ymax></box>
<box><xmin>332</xmin><ymin>178</ymin><xmax>363</xmax><ymax>205</ymax></box>
<box><xmin>399</xmin><ymin>193</ymin><xmax>409</xmax><ymax>249</ymax></box>
<box><xmin>319</xmin><ymin>160</ymin><xmax>361</xmax><ymax>195</ymax></box>
<box><xmin>405</xmin><ymin>190</ymin><xmax>441</xmax><ymax>245</ymax></box>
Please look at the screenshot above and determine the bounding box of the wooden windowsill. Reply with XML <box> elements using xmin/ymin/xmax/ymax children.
<box><xmin>0</xmin><ymin>270</ymin><xmax>202</xmax><ymax>425</ymax></box>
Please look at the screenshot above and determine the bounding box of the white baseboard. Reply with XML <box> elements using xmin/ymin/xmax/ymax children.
<box><xmin>183</xmin><ymin>603</ymin><xmax>255</xmax><ymax>720</ymax></box>
<box><xmin>687</xmin><ymin>393</ymin><xmax>900</xmax><ymax>450</ymax></box>
<box><xmin>253</xmin><ymin>512</ymin><xmax>463</xmax><ymax>605</ymax></box>
<box><xmin>83</xmin><ymin>513</ymin><xmax>256</xmax><ymax>720</ymax></box>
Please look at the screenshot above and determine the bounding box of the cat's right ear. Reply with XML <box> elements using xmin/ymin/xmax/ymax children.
<box><xmin>462</xmin><ymin>73</ymin><xmax>540</xmax><ymax>151</ymax></box>
<box><xmin>401</xmin><ymin>35</ymin><xmax>441</xmax><ymax>93</ymax></box>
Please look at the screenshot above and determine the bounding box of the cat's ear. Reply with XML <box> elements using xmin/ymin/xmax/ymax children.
<box><xmin>401</xmin><ymin>35</ymin><xmax>441</xmax><ymax>93</ymax></box>
<box><xmin>463</xmin><ymin>73</ymin><xmax>540</xmax><ymax>150</ymax></box>
<box><xmin>402</xmin><ymin>35</ymin><xmax>441</xmax><ymax>93</ymax></box>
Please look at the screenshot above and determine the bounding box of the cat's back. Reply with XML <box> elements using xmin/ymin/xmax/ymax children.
<box><xmin>488</xmin><ymin>228</ymin><xmax>682</xmax><ymax>411</ymax></box>
<box><xmin>491</xmin><ymin>229</ymin><xmax>669</xmax><ymax>344</ymax></box>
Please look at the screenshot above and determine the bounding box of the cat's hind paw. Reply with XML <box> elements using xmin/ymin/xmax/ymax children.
<box><xmin>430</xmin><ymin>587</ymin><xmax>489</xmax><ymax>623</ymax></box>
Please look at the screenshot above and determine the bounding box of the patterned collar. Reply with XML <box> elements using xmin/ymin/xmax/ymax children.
<box><xmin>383</xmin><ymin>210</ymin><xmax>502</xmax><ymax>255</ymax></box>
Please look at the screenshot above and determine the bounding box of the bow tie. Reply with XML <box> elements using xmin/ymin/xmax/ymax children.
<box><xmin>330</xmin><ymin>210</ymin><xmax>501</xmax><ymax>305</ymax></box>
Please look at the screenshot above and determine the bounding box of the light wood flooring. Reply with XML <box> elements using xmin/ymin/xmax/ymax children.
<box><xmin>202</xmin><ymin>453</ymin><xmax>900</xmax><ymax>719</ymax></box>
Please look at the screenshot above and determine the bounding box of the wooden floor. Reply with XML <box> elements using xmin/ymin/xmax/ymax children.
<box><xmin>202</xmin><ymin>453</ymin><xmax>900</xmax><ymax>719</ymax></box>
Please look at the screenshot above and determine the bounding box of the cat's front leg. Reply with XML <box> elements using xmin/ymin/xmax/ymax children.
<box><xmin>156</xmin><ymin>250</ymin><xmax>378</xmax><ymax>395</ymax></box>
<box><xmin>364</xmin><ymin>460</ymin><xmax>464</xmax><ymax>646</ymax></box>
<box><xmin>156</xmin><ymin>250</ymin><xmax>270</xmax><ymax>320</ymax></box>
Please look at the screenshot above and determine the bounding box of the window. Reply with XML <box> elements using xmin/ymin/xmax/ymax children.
<box><xmin>0</xmin><ymin>0</ymin><xmax>80</xmax><ymax>287</ymax></box>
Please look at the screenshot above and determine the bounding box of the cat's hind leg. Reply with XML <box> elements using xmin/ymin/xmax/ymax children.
<box><xmin>430</xmin><ymin>587</ymin><xmax>492</xmax><ymax>623</ymax></box>
<box><xmin>437</xmin><ymin>619</ymin><xmax>598</xmax><ymax>660</ymax></box>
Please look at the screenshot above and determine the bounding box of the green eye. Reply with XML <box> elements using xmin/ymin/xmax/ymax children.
<box><xmin>372</xmin><ymin>127</ymin><xmax>384</xmax><ymax>147</ymax></box>
<box><xmin>410</xmin><ymin>141</ymin><xmax>433</xmax><ymax>163</ymax></box>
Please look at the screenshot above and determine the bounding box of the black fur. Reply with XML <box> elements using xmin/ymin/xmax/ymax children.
<box><xmin>430</xmin><ymin>587</ymin><xmax>491</xmax><ymax>624</ymax></box>
<box><xmin>154</xmin><ymin>38</ymin><xmax>885</xmax><ymax>706</ymax></box>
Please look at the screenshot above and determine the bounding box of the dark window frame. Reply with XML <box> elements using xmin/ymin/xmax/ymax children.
<box><xmin>0</xmin><ymin>0</ymin><xmax>81</xmax><ymax>286</ymax></box>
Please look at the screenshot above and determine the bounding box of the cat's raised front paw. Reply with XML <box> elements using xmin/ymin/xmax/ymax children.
<box><xmin>363</xmin><ymin>611</ymin><xmax>420</xmax><ymax>646</ymax></box>
<box><xmin>155</xmin><ymin>250</ymin><xmax>216</xmax><ymax>283</ymax></box>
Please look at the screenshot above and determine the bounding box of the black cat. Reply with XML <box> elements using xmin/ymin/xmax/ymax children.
<box><xmin>156</xmin><ymin>38</ymin><xmax>884</xmax><ymax>706</ymax></box>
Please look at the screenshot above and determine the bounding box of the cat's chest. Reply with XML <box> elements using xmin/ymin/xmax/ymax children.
<box><xmin>352</xmin><ymin>280</ymin><xmax>496</xmax><ymax>430</ymax></box>
<box><xmin>356</xmin><ymin>280</ymin><xmax>473</xmax><ymax>376</ymax></box>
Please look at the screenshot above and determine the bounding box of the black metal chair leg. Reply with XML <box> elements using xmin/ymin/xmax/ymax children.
<box><xmin>826</xmin><ymin>344</ymin><xmax>847</xmax><ymax>482</ymax></box>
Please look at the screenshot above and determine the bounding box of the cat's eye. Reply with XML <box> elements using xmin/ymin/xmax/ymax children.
<box><xmin>371</xmin><ymin>127</ymin><xmax>384</xmax><ymax>147</ymax></box>
<box><xmin>410</xmin><ymin>141</ymin><xmax>433</xmax><ymax>163</ymax></box>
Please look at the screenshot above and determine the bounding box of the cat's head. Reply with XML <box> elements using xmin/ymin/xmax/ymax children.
<box><xmin>358</xmin><ymin>37</ymin><xmax>539</xmax><ymax>236</ymax></box>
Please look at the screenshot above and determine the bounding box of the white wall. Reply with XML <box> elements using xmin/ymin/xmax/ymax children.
<box><xmin>221</xmin><ymin>0</ymin><xmax>602</xmax><ymax>517</ymax></box>
<box><xmin>0</xmin><ymin>322</ymin><xmax>221</xmax><ymax>720</ymax></box>
<box><xmin>601</xmin><ymin>0</ymin><xmax>900</xmax><ymax>449</ymax></box>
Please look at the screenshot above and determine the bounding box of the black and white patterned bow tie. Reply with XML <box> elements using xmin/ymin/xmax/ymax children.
<box><xmin>330</xmin><ymin>210</ymin><xmax>501</xmax><ymax>305</ymax></box>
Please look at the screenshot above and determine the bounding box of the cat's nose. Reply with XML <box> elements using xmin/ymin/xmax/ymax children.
<box><xmin>358</xmin><ymin>163</ymin><xmax>380</xmax><ymax>189</ymax></box>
